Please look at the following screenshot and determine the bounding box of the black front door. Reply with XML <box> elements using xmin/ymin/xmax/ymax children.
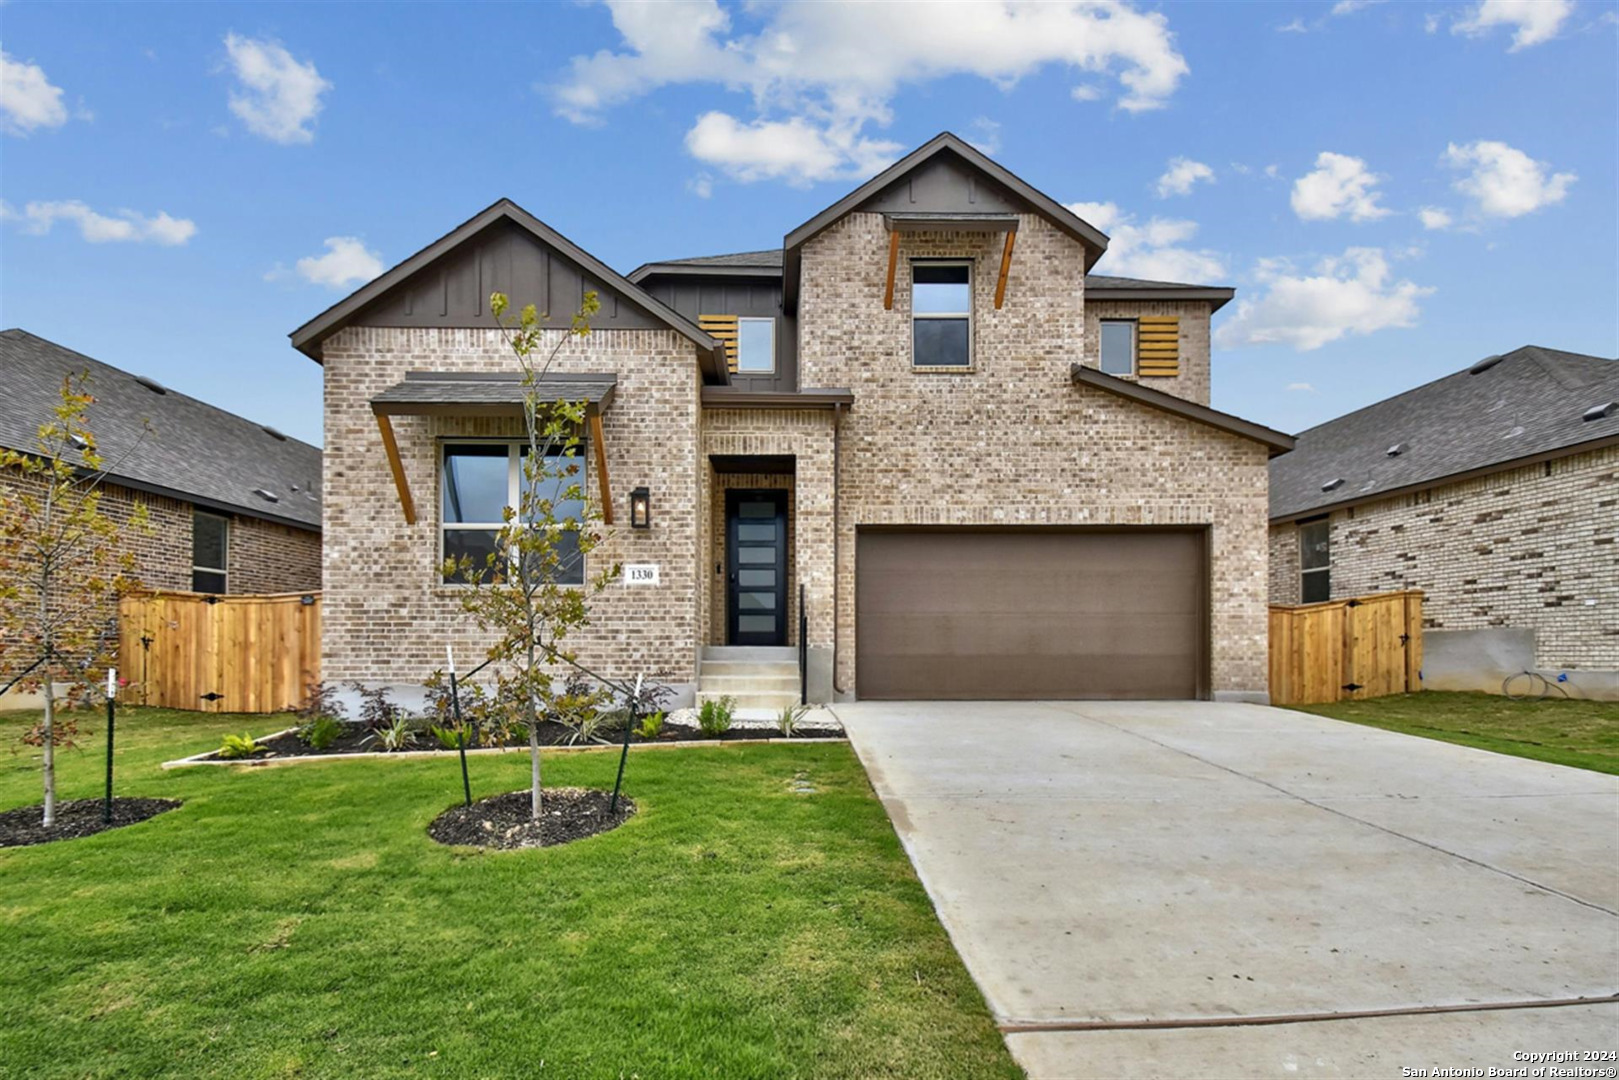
<box><xmin>726</xmin><ymin>489</ymin><xmax>787</xmax><ymax>646</ymax></box>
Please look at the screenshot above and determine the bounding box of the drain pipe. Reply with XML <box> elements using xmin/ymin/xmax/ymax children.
<box><xmin>832</xmin><ymin>401</ymin><xmax>847</xmax><ymax>697</ymax></box>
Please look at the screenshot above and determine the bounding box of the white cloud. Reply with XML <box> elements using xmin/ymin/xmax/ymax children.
<box><xmin>223</xmin><ymin>33</ymin><xmax>331</xmax><ymax>144</ymax></box>
<box><xmin>1155</xmin><ymin>157</ymin><xmax>1214</xmax><ymax>198</ymax></box>
<box><xmin>6</xmin><ymin>200</ymin><xmax>195</xmax><ymax>244</ymax></box>
<box><xmin>1214</xmin><ymin>247</ymin><xmax>1432</xmax><ymax>351</ymax></box>
<box><xmin>686</xmin><ymin>173</ymin><xmax>714</xmax><ymax>199</ymax></box>
<box><xmin>968</xmin><ymin>116</ymin><xmax>1002</xmax><ymax>155</ymax></box>
<box><xmin>1070</xmin><ymin>83</ymin><xmax>1104</xmax><ymax>101</ymax></box>
<box><xmin>295</xmin><ymin>236</ymin><xmax>383</xmax><ymax>288</ymax></box>
<box><xmin>1264</xmin><ymin>164</ymin><xmax>1280</xmax><ymax>179</ymax></box>
<box><xmin>1291</xmin><ymin>151</ymin><xmax>1391</xmax><ymax>222</ymax></box>
<box><xmin>1</xmin><ymin>48</ymin><xmax>69</xmax><ymax>135</ymax></box>
<box><xmin>554</xmin><ymin>1</ymin><xmax>1189</xmax><ymax>184</ymax></box>
<box><xmin>1067</xmin><ymin>200</ymin><xmax>1227</xmax><ymax>284</ymax></box>
<box><xmin>685</xmin><ymin>111</ymin><xmax>903</xmax><ymax>185</ymax></box>
<box><xmin>1443</xmin><ymin>139</ymin><xmax>1575</xmax><ymax>218</ymax></box>
<box><xmin>1330</xmin><ymin>0</ymin><xmax>1382</xmax><ymax>15</ymax></box>
<box><xmin>1287</xmin><ymin>382</ymin><xmax>1317</xmax><ymax>392</ymax></box>
<box><xmin>1453</xmin><ymin>0</ymin><xmax>1573</xmax><ymax>49</ymax></box>
<box><xmin>1275</xmin><ymin>18</ymin><xmax>1309</xmax><ymax>33</ymax></box>
<box><xmin>1418</xmin><ymin>206</ymin><xmax>1453</xmax><ymax>230</ymax></box>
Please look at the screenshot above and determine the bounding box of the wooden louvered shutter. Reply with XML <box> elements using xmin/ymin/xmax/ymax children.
<box><xmin>699</xmin><ymin>315</ymin><xmax>739</xmax><ymax>374</ymax></box>
<box><xmin>1137</xmin><ymin>316</ymin><xmax>1180</xmax><ymax>377</ymax></box>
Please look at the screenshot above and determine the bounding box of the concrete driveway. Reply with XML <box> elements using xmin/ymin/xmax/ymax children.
<box><xmin>832</xmin><ymin>701</ymin><xmax>1619</xmax><ymax>1079</ymax></box>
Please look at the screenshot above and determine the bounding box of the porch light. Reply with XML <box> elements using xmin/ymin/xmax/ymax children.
<box><xmin>629</xmin><ymin>487</ymin><xmax>651</xmax><ymax>530</ymax></box>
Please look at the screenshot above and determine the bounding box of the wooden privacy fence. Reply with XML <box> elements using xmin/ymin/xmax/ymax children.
<box><xmin>119</xmin><ymin>591</ymin><xmax>320</xmax><ymax>713</ymax></box>
<box><xmin>1269</xmin><ymin>590</ymin><xmax>1423</xmax><ymax>706</ymax></box>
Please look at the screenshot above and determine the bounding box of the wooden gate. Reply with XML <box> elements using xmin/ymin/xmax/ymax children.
<box><xmin>1269</xmin><ymin>591</ymin><xmax>1422</xmax><ymax>706</ymax></box>
<box><xmin>119</xmin><ymin>591</ymin><xmax>321</xmax><ymax>713</ymax></box>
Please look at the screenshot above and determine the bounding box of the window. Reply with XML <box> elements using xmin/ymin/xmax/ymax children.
<box><xmin>441</xmin><ymin>441</ymin><xmax>585</xmax><ymax>585</ymax></box>
<box><xmin>1299</xmin><ymin>518</ymin><xmax>1330</xmax><ymax>603</ymax></box>
<box><xmin>192</xmin><ymin>511</ymin><xmax>229</xmax><ymax>594</ymax></box>
<box><xmin>912</xmin><ymin>262</ymin><xmax>972</xmax><ymax>368</ymax></box>
<box><xmin>736</xmin><ymin>317</ymin><xmax>775</xmax><ymax>374</ymax></box>
<box><xmin>1100</xmin><ymin>320</ymin><xmax>1136</xmax><ymax>376</ymax></box>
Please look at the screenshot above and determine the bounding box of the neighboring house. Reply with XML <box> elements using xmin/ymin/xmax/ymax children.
<box><xmin>0</xmin><ymin>328</ymin><xmax>323</xmax><ymax>603</ymax></box>
<box><xmin>292</xmin><ymin>132</ymin><xmax>1292</xmax><ymax>709</ymax></box>
<box><xmin>1269</xmin><ymin>346</ymin><xmax>1618</xmax><ymax>697</ymax></box>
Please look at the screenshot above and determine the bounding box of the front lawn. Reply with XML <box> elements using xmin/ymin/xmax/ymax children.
<box><xmin>0</xmin><ymin>707</ymin><xmax>1020</xmax><ymax>1079</ymax></box>
<box><xmin>1287</xmin><ymin>691</ymin><xmax>1619</xmax><ymax>775</ymax></box>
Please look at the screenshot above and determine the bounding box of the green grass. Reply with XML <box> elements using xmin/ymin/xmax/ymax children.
<box><xmin>0</xmin><ymin>707</ymin><xmax>1020</xmax><ymax>1079</ymax></box>
<box><xmin>1288</xmin><ymin>691</ymin><xmax>1619</xmax><ymax>775</ymax></box>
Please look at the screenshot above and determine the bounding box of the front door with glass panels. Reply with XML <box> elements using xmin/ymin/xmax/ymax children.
<box><xmin>726</xmin><ymin>490</ymin><xmax>787</xmax><ymax>646</ymax></box>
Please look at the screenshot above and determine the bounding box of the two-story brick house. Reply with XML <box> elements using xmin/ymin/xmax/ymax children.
<box><xmin>292</xmin><ymin>133</ymin><xmax>1291</xmax><ymax>708</ymax></box>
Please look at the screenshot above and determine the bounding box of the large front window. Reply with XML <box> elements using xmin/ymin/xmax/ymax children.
<box><xmin>912</xmin><ymin>262</ymin><xmax>972</xmax><ymax>368</ymax></box>
<box><xmin>1299</xmin><ymin>518</ymin><xmax>1330</xmax><ymax>603</ymax></box>
<box><xmin>441</xmin><ymin>441</ymin><xmax>584</xmax><ymax>585</ymax></box>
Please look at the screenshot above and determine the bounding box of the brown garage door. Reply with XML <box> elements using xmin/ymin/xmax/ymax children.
<box><xmin>855</xmin><ymin>529</ymin><xmax>1206</xmax><ymax>700</ymax></box>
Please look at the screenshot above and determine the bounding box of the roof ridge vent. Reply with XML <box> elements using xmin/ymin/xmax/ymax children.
<box><xmin>134</xmin><ymin>374</ymin><xmax>168</xmax><ymax>394</ymax></box>
<box><xmin>261</xmin><ymin>425</ymin><xmax>288</xmax><ymax>441</ymax></box>
<box><xmin>253</xmin><ymin>488</ymin><xmax>279</xmax><ymax>503</ymax></box>
<box><xmin>1583</xmin><ymin>401</ymin><xmax>1617</xmax><ymax>422</ymax></box>
<box><xmin>1321</xmin><ymin>477</ymin><xmax>1345</xmax><ymax>492</ymax></box>
<box><xmin>1385</xmin><ymin>442</ymin><xmax>1408</xmax><ymax>457</ymax></box>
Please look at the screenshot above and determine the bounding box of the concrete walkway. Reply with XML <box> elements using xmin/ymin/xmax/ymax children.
<box><xmin>833</xmin><ymin>701</ymin><xmax>1619</xmax><ymax>1079</ymax></box>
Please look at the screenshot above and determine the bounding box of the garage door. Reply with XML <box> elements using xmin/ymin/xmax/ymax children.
<box><xmin>855</xmin><ymin>529</ymin><xmax>1206</xmax><ymax>700</ymax></box>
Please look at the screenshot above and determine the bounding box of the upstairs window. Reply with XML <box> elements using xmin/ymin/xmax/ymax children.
<box><xmin>912</xmin><ymin>262</ymin><xmax>972</xmax><ymax>368</ymax></box>
<box><xmin>441</xmin><ymin>441</ymin><xmax>584</xmax><ymax>586</ymax></box>
<box><xmin>736</xmin><ymin>317</ymin><xmax>775</xmax><ymax>374</ymax></box>
<box><xmin>192</xmin><ymin>510</ymin><xmax>229</xmax><ymax>594</ymax></box>
<box><xmin>1299</xmin><ymin>518</ymin><xmax>1330</xmax><ymax>603</ymax></box>
<box><xmin>1100</xmin><ymin>320</ymin><xmax>1136</xmax><ymax>376</ymax></box>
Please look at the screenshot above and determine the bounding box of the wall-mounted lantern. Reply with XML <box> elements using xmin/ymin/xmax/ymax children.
<box><xmin>629</xmin><ymin>487</ymin><xmax>652</xmax><ymax>530</ymax></box>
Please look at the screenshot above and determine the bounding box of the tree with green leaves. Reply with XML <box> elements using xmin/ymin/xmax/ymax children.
<box><xmin>444</xmin><ymin>291</ymin><xmax>621</xmax><ymax>822</ymax></box>
<box><xmin>0</xmin><ymin>375</ymin><xmax>149</xmax><ymax>827</ymax></box>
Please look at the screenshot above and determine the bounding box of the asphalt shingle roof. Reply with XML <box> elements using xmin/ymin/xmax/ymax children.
<box><xmin>372</xmin><ymin>372</ymin><xmax>617</xmax><ymax>409</ymax></box>
<box><xmin>0</xmin><ymin>329</ymin><xmax>322</xmax><ymax>530</ymax></box>
<box><xmin>1270</xmin><ymin>345</ymin><xmax>1619</xmax><ymax>521</ymax></box>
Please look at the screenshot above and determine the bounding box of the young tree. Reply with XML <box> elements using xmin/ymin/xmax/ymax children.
<box><xmin>0</xmin><ymin>375</ymin><xmax>148</xmax><ymax>826</ymax></box>
<box><xmin>445</xmin><ymin>292</ymin><xmax>621</xmax><ymax>822</ymax></box>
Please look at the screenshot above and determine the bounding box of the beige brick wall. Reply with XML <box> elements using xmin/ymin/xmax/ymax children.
<box><xmin>229</xmin><ymin>515</ymin><xmax>321</xmax><ymax>594</ymax></box>
<box><xmin>1267</xmin><ymin>444</ymin><xmax>1618</xmax><ymax>669</ymax></box>
<box><xmin>797</xmin><ymin>213</ymin><xmax>1272</xmax><ymax>696</ymax></box>
<box><xmin>1081</xmin><ymin>298</ymin><xmax>1213</xmax><ymax>405</ymax></box>
<box><xmin>320</xmin><ymin>326</ymin><xmax>703</xmax><ymax>689</ymax></box>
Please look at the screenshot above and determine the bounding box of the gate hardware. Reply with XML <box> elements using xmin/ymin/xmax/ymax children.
<box><xmin>200</xmin><ymin>692</ymin><xmax>224</xmax><ymax>702</ymax></box>
<box><xmin>203</xmin><ymin>595</ymin><xmax>221</xmax><ymax>605</ymax></box>
<box><xmin>1342</xmin><ymin>683</ymin><xmax>1363</xmax><ymax>692</ymax></box>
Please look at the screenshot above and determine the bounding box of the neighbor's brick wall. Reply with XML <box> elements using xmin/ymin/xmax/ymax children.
<box><xmin>320</xmin><ymin>326</ymin><xmax>703</xmax><ymax>688</ymax></box>
<box><xmin>1081</xmin><ymin>298</ymin><xmax>1213</xmax><ymax>406</ymax></box>
<box><xmin>798</xmin><ymin>213</ymin><xmax>1272</xmax><ymax>695</ymax></box>
<box><xmin>707</xmin><ymin>470</ymin><xmax>796</xmax><ymax>646</ymax></box>
<box><xmin>228</xmin><ymin>515</ymin><xmax>322</xmax><ymax>594</ymax></box>
<box><xmin>1266</xmin><ymin>444</ymin><xmax>1618</xmax><ymax>669</ymax></box>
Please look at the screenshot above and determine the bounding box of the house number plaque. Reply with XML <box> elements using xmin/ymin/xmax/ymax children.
<box><xmin>624</xmin><ymin>564</ymin><xmax>660</xmax><ymax>586</ymax></box>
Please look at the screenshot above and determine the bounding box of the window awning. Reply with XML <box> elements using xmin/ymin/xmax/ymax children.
<box><xmin>881</xmin><ymin>213</ymin><xmax>1020</xmax><ymax>312</ymax></box>
<box><xmin>368</xmin><ymin>371</ymin><xmax>618</xmax><ymax>527</ymax></box>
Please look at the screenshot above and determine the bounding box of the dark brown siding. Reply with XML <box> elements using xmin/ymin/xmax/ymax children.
<box><xmin>855</xmin><ymin>528</ymin><xmax>1207</xmax><ymax>700</ymax></box>
<box><xmin>643</xmin><ymin>276</ymin><xmax>798</xmax><ymax>392</ymax></box>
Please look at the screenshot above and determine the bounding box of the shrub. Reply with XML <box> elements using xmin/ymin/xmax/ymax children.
<box><xmin>776</xmin><ymin>703</ymin><xmax>807</xmax><ymax>738</ymax></box>
<box><xmin>349</xmin><ymin>682</ymin><xmax>403</xmax><ymax>732</ymax></box>
<box><xmin>697</xmin><ymin>696</ymin><xmax>735</xmax><ymax>737</ymax></box>
<box><xmin>218</xmin><ymin>733</ymin><xmax>259</xmax><ymax>760</ymax></box>
<box><xmin>289</xmin><ymin>682</ymin><xmax>347</xmax><ymax>726</ymax></box>
<box><xmin>633</xmin><ymin>711</ymin><xmax>665</xmax><ymax>740</ymax></box>
<box><xmin>553</xmin><ymin>672</ymin><xmax>612</xmax><ymax>746</ymax></box>
<box><xmin>363</xmin><ymin>716</ymin><xmax>417</xmax><ymax>753</ymax></box>
<box><xmin>429</xmin><ymin>724</ymin><xmax>472</xmax><ymax>750</ymax></box>
<box><xmin>299</xmin><ymin>714</ymin><xmax>345</xmax><ymax>751</ymax></box>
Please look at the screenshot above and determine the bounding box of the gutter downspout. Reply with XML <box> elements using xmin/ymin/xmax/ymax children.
<box><xmin>832</xmin><ymin>401</ymin><xmax>847</xmax><ymax>697</ymax></box>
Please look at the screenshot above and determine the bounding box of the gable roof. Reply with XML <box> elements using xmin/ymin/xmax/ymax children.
<box><xmin>781</xmin><ymin>132</ymin><xmax>1111</xmax><ymax>310</ymax></box>
<box><xmin>289</xmin><ymin>199</ymin><xmax>727</xmax><ymax>379</ymax></box>
<box><xmin>1270</xmin><ymin>345</ymin><xmax>1619</xmax><ymax>522</ymax></box>
<box><xmin>1070</xmin><ymin>364</ymin><xmax>1294</xmax><ymax>456</ymax></box>
<box><xmin>1086</xmin><ymin>274</ymin><xmax>1235</xmax><ymax>312</ymax></box>
<box><xmin>0</xmin><ymin>329</ymin><xmax>323</xmax><ymax>530</ymax></box>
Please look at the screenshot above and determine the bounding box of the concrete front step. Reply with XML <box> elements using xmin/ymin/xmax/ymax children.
<box><xmin>697</xmin><ymin>689</ymin><xmax>802</xmax><ymax>711</ymax></box>
<box><xmin>701</xmin><ymin>645</ymin><xmax>798</xmax><ymax>663</ymax></box>
<box><xmin>698</xmin><ymin>673</ymin><xmax>800</xmax><ymax>694</ymax></box>
<box><xmin>698</xmin><ymin>661</ymin><xmax>799</xmax><ymax>679</ymax></box>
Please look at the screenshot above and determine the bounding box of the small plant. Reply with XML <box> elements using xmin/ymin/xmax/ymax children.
<box><xmin>776</xmin><ymin>703</ymin><xmax>807</xmax><ymax>738</ymax></box>
<box><xmin>430</xmin><ymin>724</ymin><xmax>472</xmax><ymax>750</ymax></box>
<box><xmin>218</xmin><ymin>733</ymin><xmax>259</xmax><ymax>760</ymax></box>
<box><xmin>363</xmin><ymin>716</ymin><xmax>418</xmax><ymax>753</ymax></box>
<box><xmin>553</xmin><ymin>671</ymin><xmax>613</xmax><ymax>746</ymax></box>
<box><xmin>350</xmin><ymin>682</ymin><xmax>403</xmax><ymax>733</ymax></box>
<box><xmin>633</xmin><ymin>711</ymin><xmax>665</xmax><ymax>740</ymax></box>
<box><xmin>697</xmin><ymin>696</ymin><xmax>735</xmax><ymax>737</ymax></box>
<box><xmin>289</xmin><ymin>682</ymin><xmax>348</xmax><ymax>726</ymax></box>
<box><xmin>299</xmin><ymin>714</ymin><xmax>345</xmax><ymax>752</ymax></box>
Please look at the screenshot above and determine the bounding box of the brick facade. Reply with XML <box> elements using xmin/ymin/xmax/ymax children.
<box><xmin>797</xmin><ymin>213</ymin><xmax>1271</xmax><ymax>696</ymax></box>
<box><xmin>1082</xmin><ymin>298</ymin><xmax>1212</xmax><ymax>406</ymax></box>
<box><xmin>1268</xmin><ymin>444</ymin><xmax>1618</xmax><ymax>669</ymax></box>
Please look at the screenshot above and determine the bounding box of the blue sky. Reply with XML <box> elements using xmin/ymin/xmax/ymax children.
<box><xmin>2</xmin><ymin>0</ymin><xmax>1614</xmax><ymax>448</ymax></box>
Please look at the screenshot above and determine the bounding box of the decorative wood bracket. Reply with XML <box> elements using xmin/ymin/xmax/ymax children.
<box><xmin>883</xmin><ymin>229</ymin><xmax>900</xmax><ymax>310</ymax></box>
<box><xmin>994</xmin><ymin>229</ymin><xmax>1016</xmax><ymax>310</ymax></box>
<box><xmin>589</xmin><ymin>409</ymin><xmax>614</xmax><ymax>525</ymax></box>
<box><xmin>375</xmin><ymin>413</ymin><xmax>416</xmax><ymax>525</ymax></box>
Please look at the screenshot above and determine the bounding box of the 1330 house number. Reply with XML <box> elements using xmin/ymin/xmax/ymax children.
<box><xmin>624</xmin><ymin>564</ymin><xmax>660</xmax><ymax>586</ymax></box>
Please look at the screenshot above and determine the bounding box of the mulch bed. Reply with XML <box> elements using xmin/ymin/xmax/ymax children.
<box><xmin>213</xmin><ymin>719</ymin><xmax>842</xmax><ymax>761</ymax></box>
<box><xmin>0</xmin><ymin>797</ymin><xmax>181</xmax><ymax>849</ymax></box>
<box><xmin>427</xmin><ymin>787</ymin><xmax>635</xmax><ymax>850</ymax></box>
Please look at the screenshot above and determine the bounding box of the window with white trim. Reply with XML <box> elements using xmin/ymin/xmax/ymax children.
<box><xmin>192</xmin><ymin>510</ymin><xmax>229</xmax><ymax>594</ymax></box>
<box><xmin>912</xmin><ymin>261</ymin><xmax>972</xmax><ymax>368</ymax></box>
<box><xmin>736</xmin><ymin>317</ymin><xmax>776</xmax><ymax>374</ymax></box>
<box><xmin>1100</xmin><ymin>319</ymin><xmax>1136</xmax><ymax>376</ymax></box>
<box><xmin>440</xmin><ymin>441</ymin><xmax>585</xmax><ymax>585</ymax></box>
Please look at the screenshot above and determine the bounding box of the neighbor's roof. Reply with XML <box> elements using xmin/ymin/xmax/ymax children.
<box><xmin>1270</xmin><ymin>345</ymin><xmax>1619</xmax><ymax>522</ymax></box>
<box><xmin>0</xmin><ymin>329</ymin><xmax>322</xmax><ymax>530</ymax></box>
<box><xmin>630</xmin><ymin>248</ymin><xmax>1234</xmax><ymax>309</ymax></box>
